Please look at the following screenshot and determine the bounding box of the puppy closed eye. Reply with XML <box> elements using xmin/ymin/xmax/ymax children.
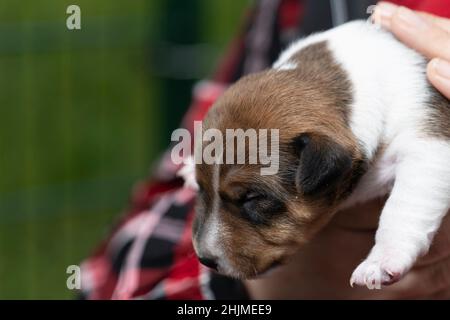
<box><xmin>240</xmin><ymin>191</ymin><xmax>284</xmax><ymax>225</ymax></box>
<box><xmin>219</xmin><ymin>189</ymin><xmax>260</xmax><ymax>206</ymax></box>
<box><xmin>240</xmin><ymin>191</ymin><xmax>264</xmax><ymax>203</ymax></box>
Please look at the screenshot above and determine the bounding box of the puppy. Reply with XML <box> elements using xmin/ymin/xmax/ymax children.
<box><xmin>188</xmin><ymin>20</ymin><xmax>450</xmax><ymax>289</ymax></box>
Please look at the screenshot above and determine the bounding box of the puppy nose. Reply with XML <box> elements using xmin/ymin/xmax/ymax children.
<box><xmin>198</xmin><ymin>256</ymin><xmax>218</xmax><ymax>270</ymax></box>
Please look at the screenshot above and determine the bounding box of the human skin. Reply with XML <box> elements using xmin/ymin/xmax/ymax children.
<box><xmin>244</xmin><ymin>3</ymin><xmax>450</xmax><ymax>299</ymax></box>
<box><xmin>373</xmin><ymin>2</ymin><xmax>450</xmax><ymax>98</ymax></box>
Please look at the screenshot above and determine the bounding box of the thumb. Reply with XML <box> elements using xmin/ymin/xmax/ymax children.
<box><xmin>389</xmin><ymin>6</ymin><xmax>450</xmax><ymax>61</ymax></box>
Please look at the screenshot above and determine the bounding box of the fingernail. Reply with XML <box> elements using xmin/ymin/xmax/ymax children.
<box><xmin>373</xmin><ymin>2</ymin><xmax>398</xmax><ymax>28</ymax></box>
<box><xmin>397</xmin><ymin>6</ymin><xmax>428</xmax><ymax>30</ymax></box>
<box><xmin>432</xmin><ymin>59</ymin><xmax>450</xmax><ymax>79</ymax></box>
<box><xmin>376</xmin><ymin>2</ymin><xmax>397</xmax><ymax>19</ymax></box>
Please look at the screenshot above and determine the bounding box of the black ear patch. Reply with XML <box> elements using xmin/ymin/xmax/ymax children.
<box><xmin>292</xmin><ymin>133</ymin><xmax>353</xmax><ymax>197</ymax></box>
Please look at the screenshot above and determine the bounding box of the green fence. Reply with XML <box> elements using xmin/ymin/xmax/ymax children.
<box><xmin>0</xmin><ymin>0</ymin><xmax>248</xmax><ymax>299</ymax></box>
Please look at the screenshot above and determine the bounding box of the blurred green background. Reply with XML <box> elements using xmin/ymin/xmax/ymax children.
<box><xmin>0</xmin><ymin>0</ymin><xmax>248</xmax><ymax>299</ymax></box>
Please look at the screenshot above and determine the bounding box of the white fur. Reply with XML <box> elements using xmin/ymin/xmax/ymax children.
<box><xmin>274</xmin><ymin>61</ymin><xmax>297</xmax><ymax>71</ymax></box>
<box><xmin>195</xmin><ymin>163</ymin><xmax>236</xmax><ymax>273</ymax></box>
<box><xmin>177</xmin><ymin>156</ymin><xmax>199</xmax><ymax>190</ymax></box>
<box><xmin>203</xmin><ymin>163</ymin><xmax>221</xmax><ymax>255</ymax></box>
<box><xmin>273</xmin><ymin>21</ymin><xmax>450</xmax><ymax>289</ymax></box>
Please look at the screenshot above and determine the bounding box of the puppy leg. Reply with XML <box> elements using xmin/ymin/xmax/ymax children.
<box><xmin>350</xmin><ymin>140</ymin><xmax>450</xmax><ymax>289</ymax></box>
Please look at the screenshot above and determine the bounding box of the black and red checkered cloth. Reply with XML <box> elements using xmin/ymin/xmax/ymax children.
<box><xmin>80</xmin><ymin>0</ymin><xmax>450</xmax><ymax>300</ymax></box>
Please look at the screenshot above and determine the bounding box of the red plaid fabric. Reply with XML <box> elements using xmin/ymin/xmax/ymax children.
<box><xmin>80</xmin><ymin>0</ymin><xmax>449</xmax><ymax>300</ymax></box>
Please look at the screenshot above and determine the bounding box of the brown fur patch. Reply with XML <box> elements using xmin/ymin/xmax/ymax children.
<box><xmin>289</xmin><ymin>41</ymin><xmax>352</xmax><ymax>123</ymax></box>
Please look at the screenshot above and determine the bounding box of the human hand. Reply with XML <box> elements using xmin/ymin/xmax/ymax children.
<box><xmin>373</xmin><ymin>1</ymin><xmax>450</xmax><ymax>99</ymax></box>
<box><xmin>245</xmin><ymin>198</ymin><xmax>450</xmax><ymax>299</ymax></box>
<box><xmin>332</xmin><ymin>200</ymin><xmax>450</xmax><ymax>299</ymax></box>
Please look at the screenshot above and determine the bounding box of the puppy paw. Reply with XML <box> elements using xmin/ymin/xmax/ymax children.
<box><xmin>350</xmin><ymin>256</ymin><xmax>407</xmax><ymax>290</ymax></box>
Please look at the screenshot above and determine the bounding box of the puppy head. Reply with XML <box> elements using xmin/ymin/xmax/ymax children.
<box><xmin>192</xmin><ymin>68</ymin><xmax>365</xmax><ymax>279</ymax></box>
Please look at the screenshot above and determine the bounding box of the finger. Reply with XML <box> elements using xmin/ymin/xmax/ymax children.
<box><xmin>390</xmin><ymin>7</ymin><xmax>450</xmax><ymax>60</ymax></box>
<box><xmin>373</xmin><ymin>2</ymin><xmax>450</xmax><ymax>33</ymax></box>
<box><xmin>372</xmin><ymin>2</ymin><xmax>398</xmax><ymax>28</ymax></box>
<box><xmin>373</xmin><ymin>4</ymin><xmax>450</xmax><ymax>61</ymax></box>
<box><xmin>375</xmin><ymin>2</ymin><xmax>450</xmax><ymax>33</ymax></box>
<box><xmin>418</xmin><ymin>12</ymin><xmax>450</xmax><ymax>33</ymax></box>
<box><xmin>427</xmin><ymin>58</ymin><xmax>450</xmax><ymax>99</ymax></box>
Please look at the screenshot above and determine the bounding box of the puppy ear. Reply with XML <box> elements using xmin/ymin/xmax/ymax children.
<box><xmin>291</xmin><ymin>133</ymin><xmax>352</xmax><ymax>196</ymax></box>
